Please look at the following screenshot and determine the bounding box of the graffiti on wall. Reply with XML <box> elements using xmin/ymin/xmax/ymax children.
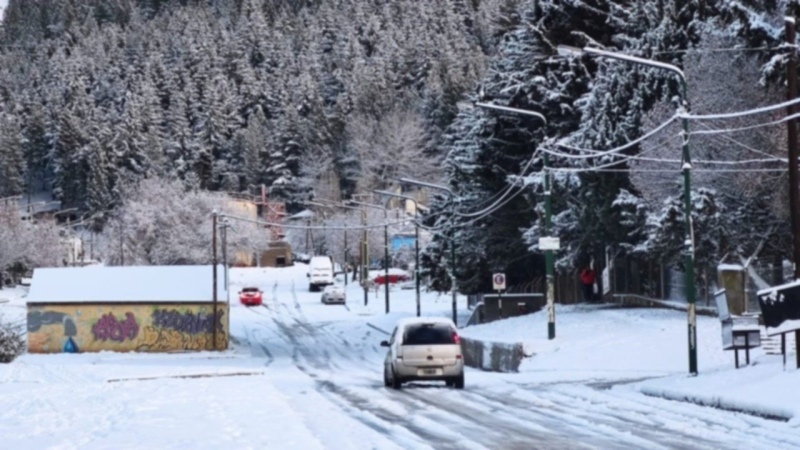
<box><xmin>27</xmin><ymin>310</ymin><xmax>80</xmax><ymax>353</ymax></box>
<box><xmin>27</xmin><ymin>303</ymin><xmax>229</xmax><ymax>353</ymax></box>
<box><xmin>137</xmin><ymin>309</ymin><xmax>226</xmax><ymax>352</ymax></box>
<box><xmin>152</xmin><ymin>309</ymin><xmax>220</xmax><ymax>334</ymax></box>
<box><xmin>92</xmin><ymin>312</ymin><xmax>139</xmax><ymax>342</ymax></box>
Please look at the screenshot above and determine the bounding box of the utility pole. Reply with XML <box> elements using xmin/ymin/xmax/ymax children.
<box><xmin>544</xmin><ymin>153</ymin><xmax>556</xmax><ymax>340</ymax></box>
<box><xmin>375</xmin><ymin>190</ymin><xmax>421</xmax><ymax>316</ymax></box>
<box><xmin>399</xmin><ymin>178</ymin><xmax>459</xmax><ymax>325</ymax></box>
<box><xmin>350</xmin><ymin>200</ymin><xmax>391</xmax><ymax>313</ymax></box>
<box><xmin>362</xmin><ymin>203</ymin><xmax>368</xmax><ymax>306</ymax></box>
<box><xmin>221</xmin><ymin>217</ymin><xmax>229</xmax><ymax>288</ymax></box>
<box><xmin>557</xmin><ymin>44</ymin><xmax>698</xmax><ymax>375</ymax></box>
<box><xmin>344</xmin><ymin>227</ymin><xmax>349</xmax><ymax>286</ymax></box>
<box><xmin>786</xmin><ymin>17</ymin><xmax>800</xmax><ymax>279</ymax></box>
<box><xmin>212</xmin><ymin>211</ymin><xmax>218</xmax><ymax>351</ymax></box>
<box><xmin>471</xmin><ymin>103</ymin><xmax>550</xmax><ymax>336</ymax></box>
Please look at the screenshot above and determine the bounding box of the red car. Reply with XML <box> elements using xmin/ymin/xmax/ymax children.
<box><xmin>239</xmin><ymin>287</ymin><xmax>263</xmax><ymax>306</ymax></box>
<box><xmin>374</xmin><ymin>273</ymin><xmax>411</xmax><ymax>285</ymax></box>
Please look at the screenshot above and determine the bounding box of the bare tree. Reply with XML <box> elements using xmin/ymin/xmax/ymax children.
<box><xmin>347</xmin><ymin>106</ymin><xmax>442</xmax><ymax>193</ymax></box>
<box><xmin>100</xmin><ymin>178</ymin><xmax>270</xmax><ymax>266</ymax></box>
<box><xmin>0</xmin><ymin>204</ymin><xmax>63</xmax><ymax>281</ymax></box>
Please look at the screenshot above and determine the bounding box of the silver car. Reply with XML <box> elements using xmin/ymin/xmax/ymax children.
<box><xmin>381</xmin><ymin>317</ymin><xmax>464</xmax><ymax>389</ymax></box>
<box><xmin>321</xmin><ymin>285</ymin><xmax>346</xmax><ymax>305</ymax></box>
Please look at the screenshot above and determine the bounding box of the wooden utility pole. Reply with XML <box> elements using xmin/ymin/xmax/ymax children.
<box><xmin>787</xmin><ymin>17</ymin><xmax>800</xmax><ymax>279</ymax></box>
<box><xmin>212</xmin><ymin>212</ymin><xmax>218</xmax><ymax>351</ymax></box>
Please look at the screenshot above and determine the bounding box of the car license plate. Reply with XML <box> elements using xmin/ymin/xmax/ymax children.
<box><xmin>419</xmin><ymin>368</ymin><xmax>440</xmax><ymax>376</ymax></box>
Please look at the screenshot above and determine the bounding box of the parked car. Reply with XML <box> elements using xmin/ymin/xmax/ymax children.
<box><xmin>374</xmin><ymin>272</ymin><xmax>411</xmax><ymax>285</ymax></box>
<box><xmin>238</xmin><ymin>287</ymin><xmax>263</xmax><ymax>306</ymax></box>
<box><xmin>321</xmin><ymin>285</ymin><xmax>346</xmax><ymax>305</ymax></box>
<box><xmin>381</xmin><ymin>317</ymin><xmax>464</xmax><ymax>390</ymax></box>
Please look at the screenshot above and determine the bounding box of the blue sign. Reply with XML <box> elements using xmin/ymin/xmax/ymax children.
<box><xmin>391</xmin><ymin>235</ymin><xmax>416</xmax><ymax>253</ymax></box>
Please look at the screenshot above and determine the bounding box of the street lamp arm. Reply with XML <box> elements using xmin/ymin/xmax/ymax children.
<box><xmin>399</xmin><ymin>178</ymin><xmax>454</xmax><ymax>197</ymax></box>
<box><xmin>475</xmin><ymin>102</ymin><xmax>548</xmax><ymax>124</ymax></box>
<box><xmin>582</xmin><ymin>47</ymin><xmax>686</xmax><ymax>86</ymax></box>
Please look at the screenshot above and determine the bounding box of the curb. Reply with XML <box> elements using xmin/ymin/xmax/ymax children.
<box><xmin>639</xmin><ymin>386</ymin><xmax>792</xmax><ymax>422</ymax></box>
<box><xmin>611</xmin><ymin>294</ymin><xmax>718</xmax><ymax>317</ymax></box>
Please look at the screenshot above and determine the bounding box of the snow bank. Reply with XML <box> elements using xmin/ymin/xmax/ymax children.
<box><xmin>638</xmin><ymin>363</ymin><xmax>800</xmax><ymax>423</ymax></box>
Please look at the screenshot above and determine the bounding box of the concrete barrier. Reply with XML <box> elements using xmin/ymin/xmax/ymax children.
<box><xmin>461</xmin><ymin>336</ymin><xmax>528</xmax><ymax>373</ymax></box>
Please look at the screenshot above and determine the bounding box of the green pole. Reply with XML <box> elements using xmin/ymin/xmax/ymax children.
<box><xmin>682</xmin><ymin>79</ymin><xmax>698</xmax><ymax>375</ymax></box>
<box><xmin>544</xmin><ymin>153</ymin><xmax>555</xmax><ymax>340</ymax></box>
<box><xmin>451</xmin><ymin>230</ymin><xmax>457</xmax><ymax>325</ymax></box>
<box><xmin>384</xmin><ymin>209</ymin><xmax>390</xmax><ymax>314</ymax></box>
<box><xmin>415</xmin><ymin>207</ymin><xmax>420</xmax><ymax>317</ymax></box>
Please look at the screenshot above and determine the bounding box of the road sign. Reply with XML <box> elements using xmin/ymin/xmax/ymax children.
<box><xmin>492</xmin><ymin>273</ymin><xmax>506</xmax><ymax>291</ymax></box>
<box><xmin>539</xmin><ymin>236</ymin><xmax>560</xmax><ymax>250</ymax></box>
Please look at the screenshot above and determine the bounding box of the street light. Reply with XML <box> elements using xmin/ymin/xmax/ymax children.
<box><xmin>399</xmin><ymin>177</ymin><xmax>459</xmax><ymax>326</ymax></box>
<box><xmin>557</xmin><ymin>44</ymin><xmax>698</xmax><ymax>375</ymax></box>
<box><xmin>470</xmin><ymin>102</ymin><xmax>555</xmax><ymax>340</ymax></box>
<box><xmin>348</xmin><ymin>200</ymin><xmax>391</xmax><ymax>314</ymax></box>
<box><xmin>375</xmin><ymin>189</ymin><xmax>421</xmax><ymax>317</ymax></box>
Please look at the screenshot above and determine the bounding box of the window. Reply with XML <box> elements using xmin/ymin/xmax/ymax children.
<box><xmin>402</xmin><ymin>324</ymin><xmax>455</xmax><ymax>345</ymax></box>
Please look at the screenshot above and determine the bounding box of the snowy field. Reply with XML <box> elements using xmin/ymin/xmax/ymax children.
<box><xmin>1</xmin><ymin>264</ymin><xmax>799</xmax><ymax>449</ymax></box>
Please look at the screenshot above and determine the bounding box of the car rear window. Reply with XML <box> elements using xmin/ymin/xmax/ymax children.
<box><xmin>242</xmin><ymin>288</ymin><xmax>258</xmax><ymax>292</ymax></box>
<box><xmin>402</xmin><ymin>324</ymin><xmax>455</xmax><ymax>345</ymax></box>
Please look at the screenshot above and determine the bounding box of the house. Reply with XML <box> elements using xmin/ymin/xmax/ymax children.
<box><xmin>26</xmin><ymin>265</ymin><xmax>229</xmax><ymax>353</ymax></box>
<box><xmin>260</xmin><ymin>241</ymin><xmax>293</xmax><ymax>267</ymax></box>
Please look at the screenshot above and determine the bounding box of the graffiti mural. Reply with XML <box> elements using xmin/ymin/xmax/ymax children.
<box><xmin>152</xmin><ymin>309</ymin><xmax>220</xmax><ymax>334</ymax></box>
<box><xmin>27</xmin><ymin>303</ymin><xmax>229</xmax><ymax>353</ymax></box>
<box><xmin>92</xmin><ymin>312</ymin><xmax>139</xmax><ymax>342</ymax></box>
<box><xmin>138</xmin><ymin>309</ymin><xmax>227</xmax><ymax>352</ymax></box>
<box><xmin>27</xmin><ymin>311</ymin><xmax>80</xmax><ymax>353</ymax></box>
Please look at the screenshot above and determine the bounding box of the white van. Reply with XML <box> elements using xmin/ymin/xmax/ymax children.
<box><xmin>308</xmin><ymin>256</ymin><xmax>334</xmax><ymax>292</ymax></box>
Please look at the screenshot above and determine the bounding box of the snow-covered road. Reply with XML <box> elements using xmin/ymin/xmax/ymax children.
<box><xmin>2</xmin><ymin>265</ymin><xmax>799</xmax><ymax>449</ymax></box>
<box><xmin>230</xmin><ymin>267</ymin><xmax>800</xmax><ymax>450</ymax></box>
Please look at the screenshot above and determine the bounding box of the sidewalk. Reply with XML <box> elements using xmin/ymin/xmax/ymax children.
<box><xmin>459</xmin><ymin>303</ymin><xmax>800</xmax><ymax>423</ymax></box>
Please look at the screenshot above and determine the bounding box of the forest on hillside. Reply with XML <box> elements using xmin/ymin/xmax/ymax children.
<box><xmin>0</xmin><ymin>0</ymin><xmax>511</xmax><ymax>214</ymax></box>
<box><xmin>0</xmin><ymin>0</ymin><xmax>797</xmax><ymax>294</ymax></box>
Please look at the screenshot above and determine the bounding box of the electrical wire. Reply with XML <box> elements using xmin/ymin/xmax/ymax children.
<box><xmin>680</xmin><ymin>97</ymin><xmax>800</xmax><ymax>120</ymax></box>
<box><xmin>651</xmin><ymin>46</ymin><xmax>783</xmax><ymax>55</ymax></box>
<box><xmin>451</xmin><ymin>147</ymin><xmax>542</xmax><ymax>219</ymax></box>
<box><xmin>555</xmin><ymin>115</ymin><xmax>679</xmax><ymax>159</ymax></box>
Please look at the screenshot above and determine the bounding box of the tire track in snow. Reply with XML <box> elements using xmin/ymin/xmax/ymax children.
<box><xmin>276</xmin><ymin>282</ymin><xmax>588</xmax><ymax>449</ymax></box>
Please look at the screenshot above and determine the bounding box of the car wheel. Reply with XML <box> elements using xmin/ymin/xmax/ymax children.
<box><xmin>391</xmin><ymin>368</ymin><xmax>402</xmax><ymax>390</ymax></box>
<box><xmin>454</xmin><ymin>374</ymin><xmax>465</xmax><ymax>390</ymax></box>
<box><xmin>445</xmin><ymin>380</ymin><xmax>454</xmax><ymax>387</ymax></box>
<box><xmin>383</xmin><ymin>367</ymin><xmax>391</xmax><ymax>387</ymax></box>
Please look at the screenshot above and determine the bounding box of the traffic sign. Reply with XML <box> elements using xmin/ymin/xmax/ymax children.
<box><xmin>539</xmin><ymin>236</ymin><xmax>560</xmax><ymax>250</ymax></box>
<box><xmin>492</xmin><ymin>273</ymin><xmax>506</xmax><ymax>291</ymax></box>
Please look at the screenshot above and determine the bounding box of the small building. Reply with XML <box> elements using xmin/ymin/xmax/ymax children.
<box><xmin>26</xmin><ymin>265</ymin><xmax>229</xmax><ymax>353</ymax></box>
<box><xmin>260</xmin><ymin>241</ymin><xmax>293</xmax><ymax>267</ymax></box>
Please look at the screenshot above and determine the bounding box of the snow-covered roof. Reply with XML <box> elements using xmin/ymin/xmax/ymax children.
<box><xmin>717</xmin><ymin>264</ymin><xmax>744</xmax><ymax>271</ymax></box>
<box><xmin>27</xmin><ymin>265</ymin><xmax>228</xmax><ymax>304</ymax></box>
<box><xmin>766</xmin><ymin>319</ymin><xmax>800</xmax><ymax>336</ymax></box>
<box><xmin>756</xmin><ymin>279</ymin><xmax>800</xmax><ymax>297</ymax></box>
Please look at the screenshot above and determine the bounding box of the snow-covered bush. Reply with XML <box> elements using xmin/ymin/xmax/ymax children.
<box><xmin>0</xmin><ymin>203</ymin><xmax>63</xmax><ymax>277</ymax></box>
<box><xmin>0</xmin><ymin>316</ymin><xmax>25</xmax><ymax>363</ymax></box>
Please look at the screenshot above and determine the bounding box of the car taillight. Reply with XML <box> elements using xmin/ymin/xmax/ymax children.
<box><xmin>452</xmin><ymin>332</ymin><xmax>461</xmax><ymax>344</ymax></box>
<box><xmin>456</xmin><ymin>354</ymin><xmax>463</xmax><ymax>359</ymax></box>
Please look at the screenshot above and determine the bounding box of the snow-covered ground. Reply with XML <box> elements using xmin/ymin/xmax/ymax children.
<box><xmin>1</xmin><ymin>264</ymin><xmax>799</xmax><ymax>449</ymax></box>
